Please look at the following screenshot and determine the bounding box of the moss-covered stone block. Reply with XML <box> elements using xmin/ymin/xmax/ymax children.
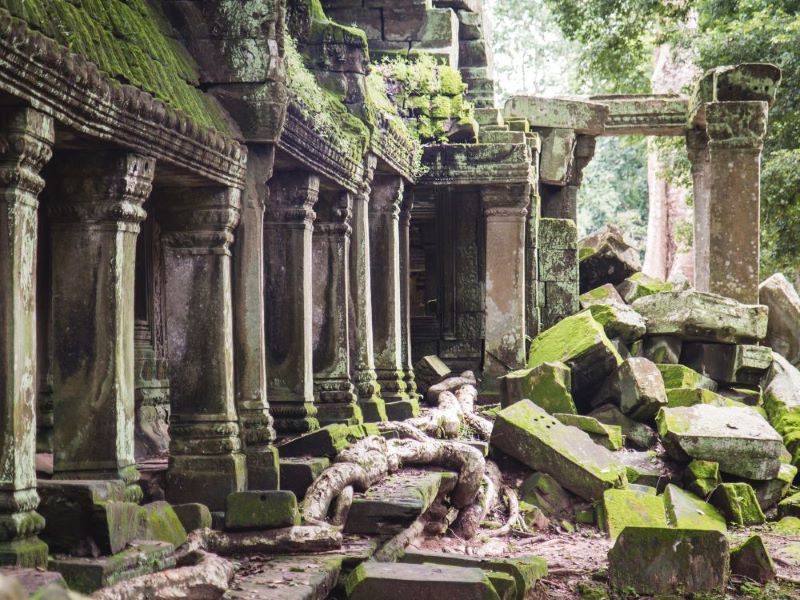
<box><xmin>579</xmin><ymin>283</ymin><xmax>626</xmax><ymax>309</ymax></box>
<box><xmin>683</xmin><ymin>343</ymin><xmax>773</xmax><ymax>386</ymax></box>
<box><xmin>171</xmin><ymin>503</ymin><xmax>212</xmax><ymax>532</ymax></box>
<box><xmin>519</xmin><ymin>472</ymin><xmax>575</xmax><ymax>520</ymax></box>
<box><xmin>139</xmin><ymin>502</ymin><xmax>187</xmax><ymax>547</ymax></box>
<box><xmin>553</xmin><ymin>414</ymin><xmax>623</xmax><ymax>450</ymax></box>
<box><xmin>587</xmin><ymin>303</ymin><xmax>646</xmax><ymax>344</ymax></box>
<box><xmin>730</xmin><ymin>535</ymin><xmax>776</xmax><ymax>584</ymax></box>
<box><xmin>224</xmin><ymin>490</ymin><xmax>300</xmax><ymax>531</ymax></box>
<box><xmin>595</xmin><ymin>357</ymin><xmax>668</xmax><ymax>421</ymax></box>
<box><xmin>616</xmin><ymin>272</ymin><xmax>673</xmax><ymax>303</ymax></box>
<box><xmin>486</xmin><ymin>571</ymin><xmax>516</xmax><ymax>600</ymax></box>
<box><xmin>500</xmin><ymin>362</ymin><xmax>575</xmax><ymax>413</ymax></box>
<box><xmin>279</xmin><ymin>457</ymin><xmax>330</xmax><ymax>500</ymax></box>
<box><xmin>277</xmin><ymin>423</ymin><xmax>354</xmax><ymax>457</ymax></box>
<box><xmin>778</xmin><ymin>490</ymin><xmax>800</xmax><ymax>519</ymax></box>
<box><xmin>658</xmin><ymin>363</ymin><xmax>718</xmax><ymax>392</ymax></box>
<box><xmin>589</xmin><ymin>404</ymin><xmax>658</xmax><ymax>449</ymax></box>
<box><xmin>663</xmin><ymin>484</ymin><xmax>726</xmax><ymax>532</ymax></box>
<box><xmin>771</xmin><ymin>516</ymin><xmax>800</xmax><ymax>535</ymax></box>
<box><xmin>753</xmin><ymin>462</ymin><xmax>797</xmax><ymax>510</ymax></box>
<box><xmin>710</xmin><ymin>483</ymin><xmax>766</xmax><ymax>526</ymax></box>
<box><xmin>598</xmin><ymin>488</ymin><xmax>667</xmax><ymax>540</ymax></box>
<box><xmin>684</xmin><ymin>460</ymin><xmax>721</xmax><ymax>498</ymax></box>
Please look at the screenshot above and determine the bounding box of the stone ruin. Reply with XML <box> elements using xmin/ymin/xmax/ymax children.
<box><xmin>0</xmin><ymin>0</ymin><xmax>797</xmax><ymax>598</ymax></box>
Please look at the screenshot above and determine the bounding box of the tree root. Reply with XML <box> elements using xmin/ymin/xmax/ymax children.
<box><xmin>452</xmin><ymin>460</ymin><xmax>501</xmax><ymax>539</ymax></box>
<box><xmin>330</xmin><ymin>485</ymin><xmax>354</xmax><ymax>527</ymax></box>
<box><xmin>427</xmin><ymin>371</ymin><xmax>478</xmax><ymax>404</ymax></box>
<box><xmin>487</xmin><ymin>486</ymin><xmax>521</xmax><ymax>537</ymax></box>
<box><xmin>407</xmin><ymin>391</ymin><xmax>462</xmax><ymax>438</ymax></box>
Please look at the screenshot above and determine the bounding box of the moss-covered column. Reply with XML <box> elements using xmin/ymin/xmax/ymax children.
<box><xmin>159</xmin><ymin>187</ymin><xmax>246</xmax><ymax>510</ymax></box>
<box><xmin>234</xmin><ymin>146</ymin><xmax>278</xmax><ymax>490</ymax></box>
<box><xmin>50</xmin><ymin>152</ymin><xmax>153</xmax><ymax>503</ymax></box>
<box><xmin>398</xmin><ymin>193</ymin><xmax>419</xmax><ymax>401</ymax></box>
<box><xmin>265</xmin><ymin>171</ymin><xmax>319</xmax><ymax>434</ymax></box>
<box><xmin>482</xmin><ymin>184</ymin><xmax>529</xmax><ymax>394</ymax></box>
<box><xmin>0</xmin><ymin>108</ymin><xmax>53</xmax><ymax>568</ymax></box>
<box><xmin>701</xmin><ymin>101</ymin><xmax>768</xmax><ymax>304</ymax></box>
<box><xmin>370</xmin><ymin>174</ymin><xmax>418</xmax><ymax>420</ymax></box>
<box><xmin>313</xmin><ymin>191</ymin><xmax>361</xmax><ymax>426</ymax></box>
<box><xmin>349</xmin><ymin>158</ymin><xmax>386</xmax><ymax>422</ymax></box>
<box><xmin>687</xmin><ymin>129</ymin><xmax>711</xmax><ymax>292</ymax></box>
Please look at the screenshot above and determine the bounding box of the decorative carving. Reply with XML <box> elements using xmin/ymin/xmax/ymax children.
<box><xmin>706</xmin><ymin>101</ymin><xmax>769</xmax><ymax>150</ymax></box>
<box><xmin>159</xmin><ymin>187</ymin><xmax>242</xmax><ymax>253</ymax></box>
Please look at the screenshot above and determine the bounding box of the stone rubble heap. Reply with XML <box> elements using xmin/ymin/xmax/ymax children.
<box><xmin>491</xmin><ymin>228</ymin><xmax>800</xmax><ymax>595</ymax></box>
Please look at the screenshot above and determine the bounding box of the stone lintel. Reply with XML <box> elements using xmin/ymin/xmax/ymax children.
<box><xmin>418</xmin><ymin>142</ymin><xmax>534</xmax><ymax>187</ymax></box>
<box><xmin>588</xmin><ymin>94</ymin><xmax>689</xmax><ymax>136</ymax></box>
<box><xmin>504</xmin><ymin>95</ymin><xmax>609</xmax><ymax>135</ymax></box>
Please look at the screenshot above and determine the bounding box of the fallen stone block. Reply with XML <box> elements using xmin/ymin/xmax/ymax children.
<box><xmin>587</xmin><ymin>303</ymin><xmax>646</xmax><ymax>343</ymax></box>
<box><xmin>759</xmin><ymin>273</ymin><xmax>800</xmax><ymax>366</ymax></box>
<box><xmin>684</xmin><ymin>460</ymin><xmax>721</xmax><ymax>498</ymax></box>
<box><xmin>641</xmin><ymin>335</ymin><xmax>682</xmax><ymax>364</ymax></box>
<box><xmin>579</xmin><ymin>283</ymin><xmax>626</xmax><ymax>309</ymax></box>
<box><xmin>682</xmin><ymin>342</ymin><xmax>773</xmax><ymax>386</ymax></box>
<box><xmin>730</xmin><ymin>535</ymin><xmax>776</xmax><ymax>584</ymax></box>
<box><xmin>225</xmin><ymin>490</ymin><xmax>300</xmax><ymax>531</ymax></box>
<box><xmin>553</xmin><ymin>414</ymin><xmax>623</xmax><ymax>450</ymax></box>
<box><xmin>608</xmin><ymin>527</ymin><xmax>728</xmax><ymax>595</ymax></box>
<box><xmin>414</xmin><ymin>355</ymin><xmax>452</xmax><ymax>395</ymax></box>
<box><xmin>616</xmin><ymin>272</ymin><xmax>673</xmax><ymax>303</ymax></box>
<box><xmin>717</xmin><ymin>386</ymin><xmax>762</xmax><ymax>406</ymax></box>
<box><xmin>665</xmin><ymin>387</ymin><xmax>748</xmax><ymax>409</ymax></box>
<box><xmin>519</xmin><ymin>472</ymin><xmax>576</xmax><ymax>520</ymax></box>
<box><xmin>710</xmin><ymin>483</ymin><xmax>766</xmax><ymax>526</ymax></box>
<box><xmin>172</xmin><ymin>503</ymin><xmax>212</xmax><ymax>532</ymax></box>
<box><xmin>500</xmin><ymin>362</ymin><xmax>575</xmax><ymax>413</ymax></box>
<box><xmin>778</xmin><ymin>490</ymin><xmax>800</xmax><ymax>518</ymax></box>
<box><xmin>593</xmin><ymin>357</ymin><xmax>667</xmax><ymax>420</ymax></box>
<box><xmin>48</xmin><ymin>541</ymin><xmax>176</xmax><ymax>594</ymax></box>
<box><xmin>631</xmin><ymin>290</ymin><xmax>768</xmax><ymax>344</ymax></box>
<box><xmin>486</xmin><ymin>571</ymin><xmax>516</xmax><ymax>600</ymax></box>
<box><xmin>279</xmin><ymin>457</ymin><xmax>330</xmax><ymax>500</ymax></box>
<box><xmin>617</xmin><ymin>450</ymin><xmax>679</xmax><ymax>490</ymax></box>
<box><xmin>752</xmin><ymin>462</ymin><xmax>797</xmax><ymax>510</ymax></box>
<box><xmin>657</xmin><ymin>405</ymin><xmax>784</xmax><ymax>479</ymax></box>
<box><xmin>658</xmin><ymin>363</ymin><xmax>718</xmax><ymax>392</ymax></box>
<box><xmin>589</xmin><ymin>404</ymin><xmax>658</xmax><ymax>449</ymax></box>
<box><xmin>772</xmin><ymin>516</ymin><xmax>800</xmax><ymax>535</ymax></box>
<box><xmin>763</xmin><ymin>353</ymin><xmax>800</xmax><ymax>467</ymax></box>
<box><xmin>0</xmin><ymin>568</ymin><xmax>66</xmax><ymax>596</ymax></box>
<box><xmin>597</xmin><ymin>488</ymin><xmax>667</xmax><ymax>540</ymax></box>
<box><xmin>663</xmin><ymin>484</ymin><xmax>726</xmax><ymax>532</ymax></box>
<box><xmin>345</xmin><ymin>561</ymin><xmax>502</xmax><ymax>600</ymax></box>
<box><xmin>527</xmin><ymin>311</ymin><xmax>622</xmax><ymax>406</ymax></box>
<box><xmin>491</xmin><ymin>400</ymin><xmax>627</xmax><ymax>500</ymax></box>
<box><xmin>140</xmin><ymin>501</ymin><xmax>188</xmax><ymax>546</ymax></box>
<box><xmin>278</xmin><ymin>424</ymin><xmax>360</xmax><ymax>458</ymax></box>
<box><xmin>221</xmin><ymin>554</ymin><xmax>342</xmax><ymax>600</ymax></box>
<box><xmin>399</xmin><ymin>550</ymin><xmax>548</xmax><ymax>600</ymax></box>
<box><xmin>578</xmin><ymin>225</ymin><xmax>641</xmax><ymax>293</ymax></box>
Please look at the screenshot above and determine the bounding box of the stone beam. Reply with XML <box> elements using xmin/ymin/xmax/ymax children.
<box><xmin>588</xmin><ymin>94</ymin><xmax>689</xmax><ymax>136</ymax></box>
<box><xmin>0</xmin><ymin>107</ymin><xmax>53</xmax><ymax>568</ymax></box>
<box><xmin>503</xmin><ymin>96</ymin><xmax>608</xmax><ymax>135</ymax></box>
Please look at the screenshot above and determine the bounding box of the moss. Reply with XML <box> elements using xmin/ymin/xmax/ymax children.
<box><xmin>598</xmin><ymin>488</ymin><xmax>668</xmax><ymax>540</ymax></box>
<box><xmin>502</xmin><ymin>362</ymin><xmax>576</xmax><ymax>414</ymax></box>
<box><xmin>527</xmin><ymin>310</ymin><xmax>622</xmax><ymax>370</ymax></box>
<box><xmin>658</xmin><ymin>363</ymin><xmax>714</xmax><ymax>390</ymax></box>
<box><xmin>771</xmin><ymin>516</ymin><xmax>800</xmax><ymax>535</ymax></box>
<box><xmin>710</xmin><ymin>483</ymin><xmax>766</xmax><ymax>526</ymax></box>
<box><xmin>686</xmin><ymin>460</ymin><xmax>722</xmax><ymax>498</ymax></box>
<box><xmin>664</xmin><ymin>484</ymin><xmax>727</xmax><ymax>532</ymax></box>
<box><xmin>554</xmin><ymin>414</ymin><xmax>623</xmax><ymax>450</ymax></box>
<box><xmin>225</xmin><ymin>491</ymin><xmax>300</xmax><ymax>531</ymax></box>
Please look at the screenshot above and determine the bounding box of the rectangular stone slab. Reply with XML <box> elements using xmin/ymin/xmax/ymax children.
<box><xmin>663</xmin><ymin>484</ymin><xmax>726</xmax><ymax>532</ymax></box>
<box><xmin>225</xmin><ymin>555</ymin><xmax>344</xmax><ymax>600</ymax></box>
<box><xmin>657</xmin><ymin>404</ymin><xmax>784</xmax><ymax>480</ymax></box>
<box><xmin>344</xmin><ymin>469</ymin><xmax>454</xmax><ymax>535</ymax></box>
<box><xmin>490</xmin><ymin>400</ymin><xmax>627</xmax><ymax>500</ymax></box>
<box><xmin>682</xmin><ymin>343</ymin><xmax>773</xmax><ymax>385</ymax></box>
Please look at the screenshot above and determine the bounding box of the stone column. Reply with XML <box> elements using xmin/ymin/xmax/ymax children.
<box><xmin>313</xmin><ymin>192</ymin><xmax>360</xmax><ymax>426</ymax></box>
<box><xmin>0</xmin><ymin>108</ymin><xmax>53</xmax><ymax>568</ymax></box>
<box><xmin>697</xmin><ymin>101</ymin><xmax>768</xmax><ymax>304</ymax></box>
<box><xmin>50</xmin><ymin>152</ymin><xmax>154</xmax><ymax>503</ymax></box>
<box><xmin>686</xmin><ymin>128</ymin><xmax>711</xmax><ymax>293</ymax></box>
<box><xmin>234</xmin><ymin>146</ymin><xmax>278</xmax><ymax>489</ymax></box>
<box><xmin>265</xmin><ymin>171</ymin><xmax>319</xmax><ymax>434</ymax></box>
<box><xmin>159</xmin><ymin>187</ymin><xmax>246</xmax><ymax>510</ymax></box>
<box><xmin>482</xmin><ymin>184</ymin><xmax>529</xmax><ymax>394</ymax></box>
<box><xmin>398</xmin><ymin>192</ymin><xmax>419</xmax><ymax>400</ymax></box>
<box><xmin>370</xmin><ymin>174</ymin><xmax>418</xmax><ymax>419</ymax></box>
<box><xmin>349</xmin><ymin>157</ymin><xmax>386</xmax><ymax>422</ymax></box>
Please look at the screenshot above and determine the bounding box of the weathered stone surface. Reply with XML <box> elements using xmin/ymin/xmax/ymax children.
<box><xmin>730</xmin><ymin>535</ymin><xmax>776</xmax><ymax>584</ymax></box>
<box><xmin>717</xmin><ymin>386</ymin><xmax>762</xmax><ymax>406</ymax></box>
<box><xmin>762</xmin><ymin>353</ymin><xmax>800</xmax><ymax>466</ymax></box>
<box><xmin>225</xmin><ymin>491</ymin><xmax>300</xmax><ymax>531</ymax></box>
<box><xmin>225</xmin><ymin>554</ymin><xmax>342</xmax><ymax>600</ymax></box>
<box><xmin>616</xmin><ymin>272</ymin><xmax>673</xmax><ymax>304</ymax></box>
<box><xmin>639</xmin><ymin>335</ymin><xmax>682</xmax><ymax>364</ymax></box>
<box><xmin>553</xmin><ymin>414</ymin><xmax>623</xmax><ymax>450</ymax></box>
<box><xmin>414</xmin><ymin>355</ymin><xmax>452</xmax><ymax>394</ymax></box>
<box><xmin>663</xmin><ymin>484</ymin><xmax>726</xmax><ymax>532</ymax></box>
<box><xmin>682</xmin><ymin>342</ymin><xmax>773</xmax><ymax>386</ymax></box>
<box><xmin>578</xmin><ymin>226</ymin><xmax>641</xmax><ymax>293</ymax></box>
<box><xmin>631</xmin><ymin>290</ymin><xmax>768</xmax><ymax>343</ymax></box>
<box><xmin>399</xmin><ymin>551</ymin><xmax>547</xmax><ymax>600</ymax></box>
<box><xmin>519</xmin><ymin>473</ymin><xmax>576</xmax><ymax>520</ymax></box>
<box><xmin>589</xmin><ymin>404</ymin><xmax>658</xmax><ymax>449</ymax></box>
<box><xmin>598</xmin><ymin>488</ymin><xmax>667</xmax><ymax>540</ymax></box>
<box><xmin>345</xmin><ymin>561</ymin><xmax>501</xmax><ymax>600</ymax></box>
<box><xmin>658</xmin><ymin>364</ymin><xmax>718</xmax><ymax>391</ymax></box>
<box><xmin>277</xmin><ymin>424</ymin><xmax>358</xmax><ymax>458</ymax></box>
<box><xmin>617</xmin><ymin>450</ymin><xmax>679</xmax><ymax>490</ymax></box>
<box><xmin>172</xmin><ymin>503</ymin><xmax>212</xmax><ymax>533</ymax></box>
<box><xmin>345</xmin><ymin>470</ymin><xmax>454</xmax><ymax>535</ymax></box>
<box><xmin>759</xmin><ymin>273</ymin><xmax>800</xmax><ymax>366</ymax></box>
<box><xmin>527</xmin><ymin>311</ymin><xmax>622</xmax><ymax>405</ymax></box>
<box><xmin>710</xmin><ymin>483</ymin><xmax>766</xmax><ymax>525</ymax></box>
<box><xmin>500</xmin><ymin>362</ymin><xmax>575</xmax><ymax>413</ymax></box>
<box><xmin>778</xmin><ymin>490</ymin><xmax>800</xmax><ymax>518</ymax></box>
<box><xmin>587</xmin><ymin>303</ymin><xmax>646</xmax><ymax>344</ymax></box>
<box><xmin>752</xmin><ymin>462</ymin><xmax>797</xmax><ymax>510</ymax></box>
<box><xmin>657</xmin><ymin>405</ymin><xmax>784</xmax><ymax>479</ymax></box>
<box><xmin>0</xmin><ymin>568</ymin><xmax>65</xmax><ymax>596</ymax></box>
<box><xmin>684</xmin><ymin>460</ymin><xmax>721</xmax><ymax>498</ymax></box>
<box><xmin>593</xmin><ymin>357</ymin><xmax>667</xmax><ymax>420</ymax></box>
<box><xmin>279</xmin><ymin>457</ymin><xmax>330</xmax><ymax>501</ymax></box>
<box><xmin>665</xmin><ymin>387</ymin><xmax>751</xmax><ymax>409</ymax></box>
<box><xmin>140</xmin><ymin>501</ymin><xmax>188</xmax><ymax>547</ymax></box>
<box><xmin>491</xmin><ymin>401</ymin><xmax>627</xmax><ymax>500</ymax></box>
<box><xmin>608</xmin><ymin>527</ymin><xmax>729</xmax><ymax>595</ymax></box>
<box><xmin>48</xmin><ymin>541</ymin><xmax>176</xmax><ymax>594</ymax></box>
<box><xmin>579</xmin><ymin>283</ymin><xmax>626</xmax><ymax>309</ymax></box>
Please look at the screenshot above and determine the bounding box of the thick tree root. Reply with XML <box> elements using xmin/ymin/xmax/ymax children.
<box><xmin>487</xmin><ymin>486</ymin><xmax>521</xmax><ymax>537</ymax></box>
<box><xmin>452</xmin><ymin>460</ymin><xmax>501</xmax><ymax>539</ymax></box>
<box><xmin>407</xmin><ymin>390</ymin><xmax>462</xmax><ymax>438</ymax></box>
<box><xmin>330</xmin><ymin>485</ymin><xmax>354</xmax><ymax>527</ymax></box>
<box><xmin>374</xmin><ymin>514</ymin><xmax>429</xmax><ymax>562</ymax></box>
<box><xmin>427</xmin><ymin>372</ymin><xmax>478</xmax><ymax>404</ymax></box>
<box><xmin>205</xmin><ymin>526</ymin><xmax>342</xmax><ymax>555</ymax></box>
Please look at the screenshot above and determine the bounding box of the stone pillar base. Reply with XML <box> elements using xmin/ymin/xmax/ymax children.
<box><xmin>270</xmin><ymin>402</ymin><xmax>320</xmax><ymax>435</ymax></box>
<box><xmin>353</xmin><ymin>369</ymin><xmax>387</xmax><ymax>422</ymax></box>
<box><xmin>384</xmin><ymin>399</ymin><xmax>420</xmax><ymax>421</ymax></box>
<box><xmin>166</xmin><ymin>454</ymin><xmax>246</xmax><ymax>512</ymax></box>
<box><xmin>0</xmin><ymin>537</ymin><xmax>49</xmax><ymax>569</ymax></box>
<box><xmin>54</xmin><ymin>468</ymin><xmax>143</xmax><ymax>504</ymax></box>
<box><xmin>315</xmin><ymin>380</ymin><xmax>362</xmax><ymax>426</ymax></box>
<box><xmin>403</xmin><ymin>369</ymin><xmax>420</xmax><ymax>402</ymax></box>
<box><xmin>244</xmin><ymin>446</ymin><xmax>279</xmax><ymax>491</ymax></box>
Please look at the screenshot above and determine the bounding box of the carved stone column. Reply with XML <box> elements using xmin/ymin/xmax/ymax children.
<box><xmin>482</xmin><ymin>185</ymin><xmax>529</xmax><ymax>394</ymax></box>
<box><xmin>697</xmin><ymin>101</ymin><xmax>768</xmax><ymax>304</ymax></box>
<box><xmin>159</xmin><ymin>187</ymin><xmax>246</xmax><ymax>511</ymax></box>
<box><xmin>265</xmin><ymin>171</ymin><xmax>319</xmax><ymax>434</ymax></box>
<box><xmin>0</xmin><ymin>107</ymin><xmax>53</xmax><ymax>568</ymax></box>
<box><xmin>50</xmin><ymin>152</ymin><xmax>154</xmax><ymax>503</ymax></box>
<box><xmin>686</xmin><ymin>128</ymin><xmax>711</xmax><ymax>293</ymax></box>
<box><xmin>313</xmin><ymin>191</ymin><xmax>361</xmax><ymax>425</ymax></box>
<box><xmin>234</xmin><ymin>146</ymin><xmax>278</xmax><ymax>489</ymax></box>
<box><xmin>349</xmin><ymin>157</ymin><xmax>386</xmax><ymax>422</ymax></box>
<box><xmin>370</xmin><ymin>174</ymin><xmax>418</xmax><ymax>419</ymax></box>
<box><xmin>398</xmin><ymin>193</ymin><xmax>419</xmax><ymax>401</ymax></box>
